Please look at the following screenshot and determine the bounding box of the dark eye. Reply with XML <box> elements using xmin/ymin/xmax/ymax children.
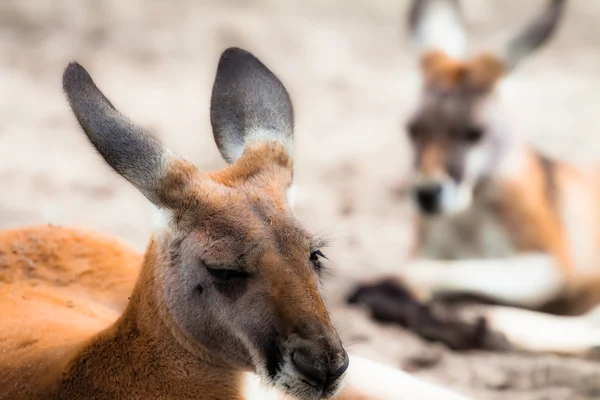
<box><xmin>464</xmin><ymin>127</ymin><xmax>484</xmax><ymax>143</ymax></box>
<box><xmin>406</xmin><ymin>121</ymin><xmax>422</xmax><ymax>141</ymax></box>
<box><xmin>310</xmin><ymin>249</ymin><xmax>327</xmax><ymax>262</ymax></box>
<box><xmin>206</xmin><ymin>267</ymin><xmax>248</xmax><ymax>282</ymax></box>
<box><xmin>310</xmin><ymin>250</ymin><xmax>327</xmax><ymax>273</ymax></box>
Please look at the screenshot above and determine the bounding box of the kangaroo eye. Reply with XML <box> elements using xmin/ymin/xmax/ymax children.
<box><xmin>464</xmin><ymin>127</ymin><xmax>484</xmax><ymax>143</ymax></box>
<box><xmin>310</xmin><ymin>249</ymin><xmax>327</xmax><ymax>262</ymax></box>
<box><xmin>206</xmin><ymin>267</ymin><xmax>248</xmax><ymax>281</ymax></box>
<box><xmin>309</xmin><ymin>250</ymin><xmax>328</xmax><ymax>274</ymax></box>
<box><xmin>406</xmin><ymin>121</ymin><xmax>423</xmax><ymax>141</ymax></box>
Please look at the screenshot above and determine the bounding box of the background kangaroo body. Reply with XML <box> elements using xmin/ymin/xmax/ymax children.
<box><xmin>350</xmin><ymin>0</ymin><xmax>600</xmax><ymax>357</ymax></box>
<box><xmin>415</xmin><ymin>147</ymin><xmax>600</xmax><ymax>313</ymax></box>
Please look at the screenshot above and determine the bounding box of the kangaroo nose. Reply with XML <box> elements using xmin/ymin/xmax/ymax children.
<box><xmin>292</xmin><ymin>349</ymin><xmax>349</xmax><ymax>390</ymax></box>
<box><xmin>414</xmin><ymin>184</ymin><xmax>442</xmax><ymax>214</ymax></box>
<box><xmin>328</xmin><ymin>352</ymin><xmax>350</xmax><ymax>383</ymax></box>
<box><xmin>292</xmin><ymin>350</ymin><xmax>326</xmax><ymax>387</ymax></box>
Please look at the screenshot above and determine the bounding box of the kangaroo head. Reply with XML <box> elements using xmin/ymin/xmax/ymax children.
<box><xmin>406</xmin><ymin>0</ymin><xmax>566</xmax><ymax>215</ymax></box>
<box><xmin>62</xmin><ymin>48</ymin><xmax>348</xmax><ymax>400</ymax></box>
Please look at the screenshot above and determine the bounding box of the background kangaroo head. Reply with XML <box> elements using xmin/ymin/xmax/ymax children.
<box><xmin>62</xmin><ymin>48</ymin><xmax>348</xmax><ymax>400</ymax></box>
<box><xmin>406</xmin><ymin>0</ymin><xmax>566</xmax><ymax>215</ymax></box>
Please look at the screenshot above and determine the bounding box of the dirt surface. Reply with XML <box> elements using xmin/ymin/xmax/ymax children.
<box><xmin>0</xmin><ymin>1</ymin><xmax>599</xmax><ymax>399</ymax></box>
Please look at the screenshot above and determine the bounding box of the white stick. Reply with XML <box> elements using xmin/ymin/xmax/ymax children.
<box><xmin>241</xmin><ymin>354</ymin><xmax>471</xmax><ymax>400</ymax></box>
<box><xmin>336</xmin><ymin>354</ymin><xmax>471</xmax><ymax>400</ymax></box>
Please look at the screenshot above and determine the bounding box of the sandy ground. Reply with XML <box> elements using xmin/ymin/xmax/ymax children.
<box><xmin>1</xmin><ymin>0</ymin><xmax>599</xmax><ymax>399</ymax></box>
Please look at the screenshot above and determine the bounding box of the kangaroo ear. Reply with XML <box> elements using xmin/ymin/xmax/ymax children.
<box><xmin>63</xmin><ymin>62</ymin><xmax>171</xmax><ymax>206</ymax></box>
<box><xmin>210</xmin><ymin>47</ymin><xmax>294</xmax><ymax>164</ymax></box>
<box><xmin>501</xmin><ymin>0</ymin><xmax>566</xmax><ymax>71</ymax></box>
<box><xmin>408</xmin><ymin>0</ymin><xmax>467</xmax><ymax>59</ymax></box>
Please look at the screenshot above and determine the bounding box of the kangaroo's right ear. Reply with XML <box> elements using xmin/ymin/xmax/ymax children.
<box><xmin>408</xmin><ymin>0</ymin><xmax>466</xmax><ymax>59</ymax></box>
<box><xmin>210</xmin><ymin>47</ymin><xmax>294</xmax><ymax>164</ymax></box>
<box><xmin>63</xmin><ymin>62</ymin><xmax>187</xmax><ymax>207</ymax></box>
<box><xmin>500</xmin><ymin>0</ymin><xmax>566</xmax><ymax>71</ymax></box>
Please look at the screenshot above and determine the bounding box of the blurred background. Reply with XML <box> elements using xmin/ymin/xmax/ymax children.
<box><xmin>0</xmin><ymin>1</ymin><xmax>599</xmax><ymax>398</ymax></box>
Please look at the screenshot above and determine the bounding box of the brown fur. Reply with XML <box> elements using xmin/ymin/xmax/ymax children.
<box><xmin>0</xmin><ymin>52</ymin><xmax>355</xmax><ymax>399</ymax></box>
<box><xmin>418</xmin><ymin>142</ymin><xmax>445</xmax><ymax>175</ymax></box>
<box><xmin>420</xmin><ymin>50</ymin><xmax>505</xmax><ymax>92</ymax></box>
<box><xmin>492</xmin><ymin>150</ymin><xmax>573</xmax><ymax>270</ymax></box>
<box><xmin>0</xmin><ymin>225</ymin><xmax>247</xmax><ymax>399</ymax></box>
<box><xmin>492</xmin><ymin>150</ymin><xmax>600</xmax><ymax>313</ymax></box>
<box><xmin>0</xmin><ymin>225</ymin><xmax>141</xmax><ymax>310</ymax></box>
<box><xmin>0</xmin><ymin>143</ymin><xmax>339</xmax><ymax>399</ymax></box>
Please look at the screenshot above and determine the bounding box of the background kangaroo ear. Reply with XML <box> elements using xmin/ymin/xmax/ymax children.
<box><xmin>500</xmin><ymin>0</ymin><xmax>566</xmax><ymax>71</ymax></box>
<box><xmin>408</xmin><ymin>0</ymin><xmax>467</xmax><ymax>60</ymax></box>
<box><xmin>63</xmin><ymin>62</ymin><xmax>170</xmax><ymax>206</ymax></box>
<box><xmin>210</xmin><ymin>47</ymin><xmax>294</xmax><ymax>164</ymax></box>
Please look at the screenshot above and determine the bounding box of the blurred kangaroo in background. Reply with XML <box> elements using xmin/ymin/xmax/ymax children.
<box><xmin>350</xmin><ymin>0</ymin><xmax>600</xmax><ymax>357</ymax></box>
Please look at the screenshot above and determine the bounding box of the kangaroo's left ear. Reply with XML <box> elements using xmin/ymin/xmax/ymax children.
<box><xmin>210</xmin><ymin>47</ymin><xmax>294</xmax><ymax>164</ymax></box>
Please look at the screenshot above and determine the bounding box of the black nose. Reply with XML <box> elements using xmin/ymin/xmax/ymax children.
<box><xmin>292</xmin><ymin>349</ymin><xmax>349</xmax><ymax>390</ymax></box>
<box><xmin>414</xmin><ymin>184</ymin><xmax>442</xmax><ymax>214</ymax></box>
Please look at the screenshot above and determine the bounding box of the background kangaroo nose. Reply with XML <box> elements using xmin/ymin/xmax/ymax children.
<box><xmin>292</xmin><ymin>348</ymin><xmax>349</xmax><ymax>390</ymax></box>
<box><xmin>414</xmin><ymin>184</ymin><xmax>442</xmax><ymax>214</ymax></box>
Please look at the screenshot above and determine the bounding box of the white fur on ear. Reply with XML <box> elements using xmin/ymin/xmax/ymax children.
<box><xmin>152</xmin><ymin>206</ymin><xmax>174</xmax><ymax>234</ymax></box>
<box><xmin>243</xmin><ymin>127</ymin><xmax>295</xmax><ymax>161</ymax></box>
<box><xmin>217</xmin><ymin>135</ymin><xmax>245</xmax><ymax>163</ymax></box>
<box><xmin>217</xmin><ymin>127</ymin><xmax>294</xmax><ymax>166</ymax></box>
<box><xmin>413</xmin><ymin>0</ymin><xmax>466</xmax><ymax>59</ymax></box>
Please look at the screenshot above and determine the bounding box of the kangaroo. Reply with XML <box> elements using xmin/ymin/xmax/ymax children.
<box><xmin>350</xmin><ymin>0</ymin><xmax>600</xmax><ymax>357</ymax></box>
<box><xmin>0</xmin><ymin>48</ymin><xmax>470</xmax><ymax>400</ymax></box>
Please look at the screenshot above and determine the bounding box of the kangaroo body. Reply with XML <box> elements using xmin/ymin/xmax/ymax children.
<box><xmin>417</xmin><ymin>148</ymin><xmax>600</xmax><ymax>314</ymax></box>
<box><xmin>350</xmin><ymin>0</ymin><xmax>600</xmax><ymax>357</ymax></box>
<box><xmin>0</xmin><ymin>226</ymin><xmax>248</xmax><ymax>399</ymax></box>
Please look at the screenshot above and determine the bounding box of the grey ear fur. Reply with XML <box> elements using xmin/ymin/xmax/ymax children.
<box><xmin>408</xmin><ymin>0</ymin><xmax>466</xmax><ymax>59</ymax></box>
<box><xmin>63</xmin><ymin>62</ymin><xmax>168</xmax><ymax>205</ymax></box>
<box><xmin>501</xmin><ymin>0</ymin><xmax>566</xmax><ymax>71</ymax></box>
<box><xmin>210</xmin><ymin>47</ymin><xmax>294</xmax><ymax>164</ymax></box>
